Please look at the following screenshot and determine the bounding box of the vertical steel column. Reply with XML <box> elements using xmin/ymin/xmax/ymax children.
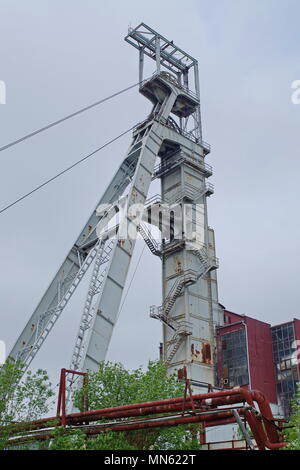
<box><xmin>57</xmin><ymin>368</ymin><xmax>67</xmax><ymax>426</ymax></box>
<box><xmin>139</xmin><ymin>48</ymin><xmax>144</xmax><ymax>84</ymax></box>
<box><xmin>156</xmin><ymin>35</ymin><xmax>161</xmax><ymax>74</ymax></box>
<box><xmin>193</xmin><ymin>63</ymin><xmax>203</xmax><ymax>141</ymax></box>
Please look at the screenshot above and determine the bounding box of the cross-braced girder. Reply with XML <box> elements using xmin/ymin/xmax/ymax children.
<box><xmin>125</xmin><ymin>23</ymin><xmax>197</xmax><ymax>74</ymax></box>
<box><xmin>7</xmin><ymin>25</ymin><xmax>221</xmax><ymax>399</ymax></box>
<box><xmin>126</xmin><ymin>23</ymin><xmax>203</xmax><ymax>142</ymax></box>
<box><xmin>8</xmin><ymin>135</ymin><xmax>139</xmax><ymax>369</ymax></box>
<box><xmin>8</xmin><ymin>69</ymin><xmax>192</xmax><ymax>381</ymax></box>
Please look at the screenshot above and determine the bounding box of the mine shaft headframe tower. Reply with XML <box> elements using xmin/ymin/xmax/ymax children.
<box><xmin>126</xmin><ymin>24</ymin><xmax>221</xmax><ymax>389</ymax></box>
<box><xmin>125</xmin><ymin>23</ymin><xmax>203</xmax><ymax>142</ymax></box>
<box><xmin>7</xmin><ymin>24</ymin><xmax>221</xmax><ymax>396</ymax></box>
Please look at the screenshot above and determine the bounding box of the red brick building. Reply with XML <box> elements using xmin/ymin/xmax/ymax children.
<box><xmin>216</xmin><ymin>308</ymin><xmax>300</xmax><ymax>416</ymax></box>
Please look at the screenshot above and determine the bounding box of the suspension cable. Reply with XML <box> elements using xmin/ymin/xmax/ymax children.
<box><xmin>0</xmin><ymin>80</ymin><xmax>145</xmax><ymax>153</ymax></box>
<box><xmin>0</xmin><ymin>125</ymin><xmax>136</xmax><ymax>215</ymax></box>
<box><xmin>117</xmin><ymin>243</ymin><xmax>146</xmax><ymax>319</ymax></box>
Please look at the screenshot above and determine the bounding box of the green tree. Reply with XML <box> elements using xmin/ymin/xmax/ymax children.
<box><xmin>67</xmin><ymin>360</ymin><xmax>202</xmax><ymax>451</ymax></box>
<box><xmin>0</xmin><ymin>361</ymin><xmax>55</xmax><ymax>449</ymax></box>
<box><xmin>283</xmin><ymin>383</ymin><xmax>300</xmax><ymax>450</ymax></box>
<box><xmin>2</xmin><ymin>360</ymin><xmax>203</xmax><ymax>450</ymax></box>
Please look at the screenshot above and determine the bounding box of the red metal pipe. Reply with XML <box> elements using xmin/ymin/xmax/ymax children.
<box><xmin>250</xmin><ymin>390</ymin><xmax>280</xmax><ymax>444</ymax></box>
<box><xmin>199</xmin><ymin>422</ymin><xmax>206</xmax><ymax>445</ymax></box>
<box><xmin>18</xmin><ymin>388</ymin><xmax>246</xmax><ymax>431</ymax></box>
<box><xmin>84</xmin><ymin>410</ymin><xmax>241</xmax><ymax>435</ymax></box>
<box><xmin>4</xmin><ymin>385</ymin><xmax>287</xmax><ymax>452</ymax></box>
<box><xmin>54</xmin><ymin>386</ymin><xmax>280</xmax><ymax>430</ymax></box>
<box><xmin>68</xmin><ymin>395</ymin><xmax>246</xmax><ymax>424</ymax></box>
<box><xmin>235</xmin><ymin>388</ymin><xmax>282</xmax><ymax>446</ymax></box>
<box><xmin>6</xmin><ymin>396</ymin><xmax>244</xmax><ymax>433</ymax></box>
<box><xmin>69</xmin><ymin>402</ymin><xmax>202</xmax><ymax>422</ymax></box>
<box><xmin>201</xmin><ymin>394</ymin><xmax>244</xmax><ymax>408</ymax></box>
<box><xmin>67</xmin><ymin>389</ymin><xmax>245</xmax><ymax>422</ymax></box>
<box><xmin>8</xmin><ymin>408</ymin><xmax>288</xmax><ymax>451</ymax></box>
<box><xmin>56</xmin><ymin>368</ymin><xmax>64</xmax><ymax>419</ymax></box>
<box><xmin>6</xmin><ymin>410</ymin><xmax>244</xmax><ymax>445</ymax></box>
<box><xmin>61</xmin><ymin>369</ymin><xmax>66</xmax><ymax>427</ymax></box>
<box><xmin>3</xmin><ymin>392</ymin><xmax>245</xmax><ymax>433</ymax></box>
<box><xmin>244</xmin><ymin>410</ymin><xmax>286</xmax><ymax>450</ymax></box>
<box><xmin>244</xmin><ymin>409</ymin><xmax>266</xmax><ymax>450</ymax></box>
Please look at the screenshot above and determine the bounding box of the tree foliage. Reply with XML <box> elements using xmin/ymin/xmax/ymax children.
<box><xmin>74</xmin><ymin>360</ymin><xmax>184</xmax><ymax>409</ymax></box>
<box><xmin>283</xmin><ymin>383</ymin><xmax>300</xmax><ymax>450</ymax></box>
<box><xmin>50</xmin><ymin>361</ymin><xmax>202</xmax><ymax>450</ymax></box>
<box><xmin>64</xmin><ymin>360</ymin><xmax>202</xmax><ymax>451</ymax></box>
<box><xmin>1</xmin><ymin>360</ymin><xmax>203</xmax><ymax>450</ymax></box>
<box><xmin>0</xmin><ymin>361</ymin><xmax>55</xmax><ymax>449</ymax></box>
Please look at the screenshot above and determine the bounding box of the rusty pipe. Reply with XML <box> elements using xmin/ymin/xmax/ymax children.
<box><xmin>67</xmin><ymin>388</ymin><xmax>245</xmax><ymax>422</ymax></box>
<box><xmin>69</xmin><ymin>395</ymin><xmax>246</xmax><ymax>423</ymax></box>
<box><xmin>7</xmin><ymin>410</ymin><xmax>244</xmax><ymax>445</ymax></box>
<box><xmin>84</xmin><ymin>410</ymin><xmax>241</xmax><ymax>435</ymax></box>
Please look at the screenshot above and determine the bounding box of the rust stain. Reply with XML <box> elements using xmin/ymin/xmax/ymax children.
<box><xmin>131</xmin><ymin>189</ymin><xmax>138</xmax><ymax>204</ymax></box>
<box><xmin>191</xmin><ymin>343</ymin><xmax>212</xmax><ymax>364</ymax></box>
<box><xmin>191</xmin><ymin>343</ymin><xmax>201</xmax><ymax>361</ymax></box>
<box><xmin>177</xmin><ymin>367</ymin><xmax>185</xmax><ymax>380</ymax></box>
<box><xmin>202</xmin><ymin>343</ymin><xmax>212</xmax><ymax>364</ymax></box>
<box><xmin>175</xmin><ymin>258</ymin><xmax>182</xmax><ymax>274</ymax></box>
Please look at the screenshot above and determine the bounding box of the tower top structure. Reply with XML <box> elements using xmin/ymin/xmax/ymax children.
<box><xmin>125</xmin><ymin>23</ymin><xmax>203</xmax><ymax>141</ymax></box>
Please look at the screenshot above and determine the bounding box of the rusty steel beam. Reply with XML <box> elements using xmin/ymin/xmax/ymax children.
<box><xmin>6</xmin><ymin>410</ymin><xmax>244</xmax><ymax>446</ymax></box>
<box><xmin>2</xmin><ymin>383</ymin><xmax>287</xmax><ymax>450</ymax></box>
<box><xmin>84</xmin><ymin>410</ymin><xmax>243</xmax><ymax>435</ymax></box>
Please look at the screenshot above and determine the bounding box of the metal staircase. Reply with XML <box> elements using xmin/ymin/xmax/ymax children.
<box><xmin>163</xmin><ymin>277</ymin><xmax>185</xmax><ymax>316</ymax></box>
<box><xmin>153</xmin><ymin>152</ymin><xmax>213</xmax><ymax>180</ymax></box>
<box><xmin>167</xmin><ymin>336</ymin><xmax>183</xmax><ymax>363</ymax></box>
<box><xmin>68</xmin><ymin>239</ymin><xmax>115</xmax><ymax>379</ymax></box>
<box><xmin>164</xmin><ymin>183</ymin><xmax>214</xmax><ymax>205</ymax></box>
<box><xmin>150</xmin><ymin>270</ymin><xmax>197</xmax><ymax>324</ymax></box>
<box><xmin>165</xmin><ymin>270</ymin><xmax>197</xmax><ymax>316</ymax></box>
<box><xmin>17</xmin><ymin>239</ymin><xmax>110</xmax><ymax>368</ymax></box>
<box><xmin>144</xmin><ymin>183</ymin><xmax>214</xmax><ymax>208</ymax></box>
<box><xmin>150</xmin><ymin>256</ymin><xmax>215</xmax><ymax>364</ymax></box>
<box><xmin>166</xmin><ymin>324</ymin><xmax>192</xmax><ymax>364</ymax></box>
<box><xmin>189</xmin><ymin>245</ymin><xmax>219</xmax><ymax>273</ymax></box>
<box><xmin>137</xmin><ymin>222</ymin><xmax>162</xmax><ymax>257</ymax></box>
<box><xmin>150</xmin><ymin>305</ymin><xmax>179</xmax><ymax>330</ymax></box>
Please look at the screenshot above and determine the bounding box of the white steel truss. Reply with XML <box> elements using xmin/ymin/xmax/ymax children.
<box><xmin>8</xmin><ymin>24</ymin><xmax>222</xmax><ymax>395</ymax></box>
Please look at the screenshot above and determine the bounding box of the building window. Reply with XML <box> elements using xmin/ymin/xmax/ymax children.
<box><xmin>219</xmin><ymin>328</ymin><xmax>249</xmax><ymax>388</ymax></box>
<box><xmin>271</xmin><ymin>323</ymin><xmax>299</xmax><ymax>417</ymax></box>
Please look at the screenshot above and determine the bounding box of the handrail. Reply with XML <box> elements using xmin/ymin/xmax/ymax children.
<box><xmin>153</xmin><ymin>154</ymin><xmax>212</xmax><ymax>179</ymax></box>
<box><xmin>141</xmin><ymin>71</ymin><xmax>199</xmax><ymax>101</ymax></box>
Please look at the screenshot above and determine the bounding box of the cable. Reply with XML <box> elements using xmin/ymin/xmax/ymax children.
<box><xmin>117</xmin><ymin>243</ymin><xmax>146</xmax><ymax>318</ymax></box>
<box><xmin>44</xmin><ymin>382</ymin><xmax>60</xmax><ymax>406</ymax></box>
<box><xmin>0</xmin><ymin>125</ymin><xmax>135</xmax><ymax>215</ymax></box>
<box><xmin>0</xmin><ymin>80</ymin><xmax>144</xmax><ymax>153</ymax></box>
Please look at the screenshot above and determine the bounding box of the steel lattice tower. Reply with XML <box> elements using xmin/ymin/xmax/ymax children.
<box><xmin>8</xmin><ymin>24</ymin><xmax>223</xmax><ymax>393</ymax></box>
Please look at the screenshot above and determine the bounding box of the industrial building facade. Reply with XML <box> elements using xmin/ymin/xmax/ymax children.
<box><xmin>216</xmin><ymin>308</ymin><xmax>300</xmax><ymax>417</ymax></box>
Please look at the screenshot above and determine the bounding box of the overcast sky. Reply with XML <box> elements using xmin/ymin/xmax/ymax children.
<box><xmin>0</xmin><ymin>0</ymin><xmax>300</xmax><ymax>385</ymax></box>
